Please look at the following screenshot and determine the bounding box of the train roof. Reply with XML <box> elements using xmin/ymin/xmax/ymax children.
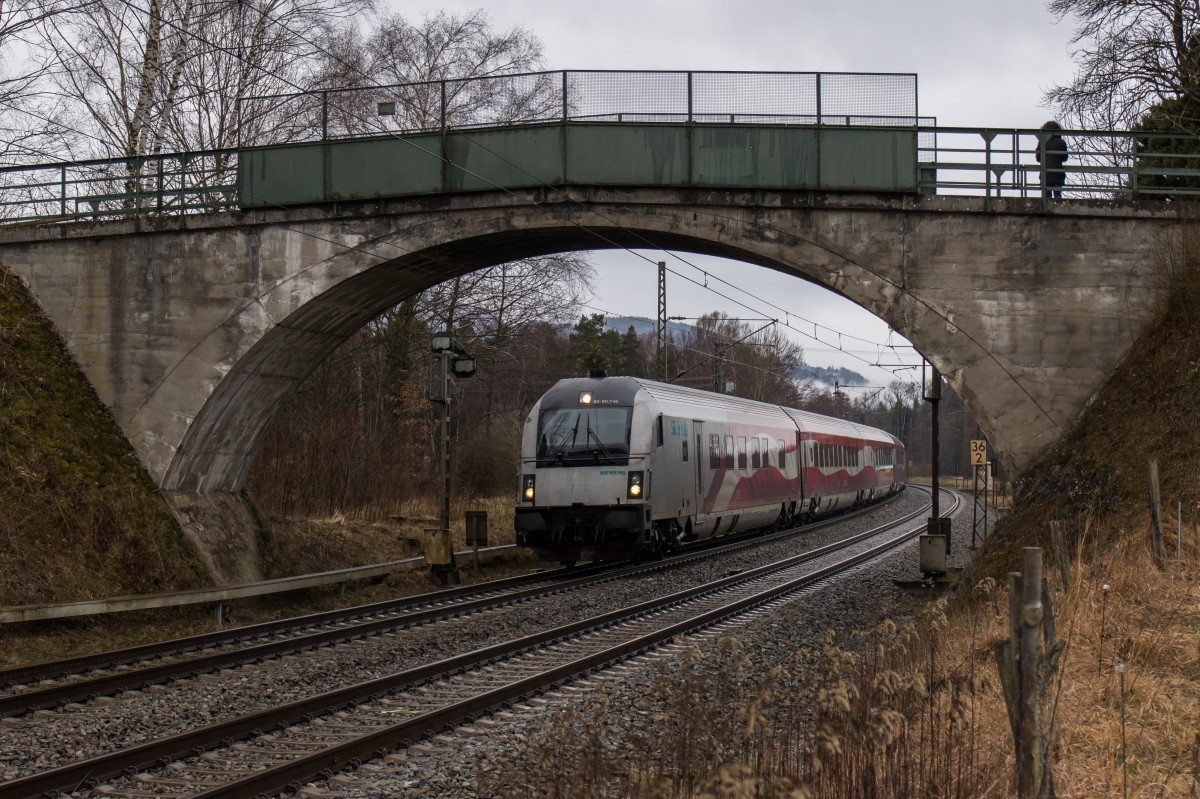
<box><xmin>635</xmin><ymin>378</ymin><xmax>902</xmax><ymax>448</ymax></box>
<box><xmin>633</xmin><ymin>377</ymin><xmax>796</xmax><ymax>422</ymax></box>
<box><xmin>780</xmin><ymin>406</ymin><xmax>901</xmax><ymax>446</ymax></box>
<box><xmin>538</xmin><ymin>376</ymin><xmax>903</xmax><ymax>449</ymax></box>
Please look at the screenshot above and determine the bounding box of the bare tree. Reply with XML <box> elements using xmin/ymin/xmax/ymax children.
<box><xmin>1046</xmin><ymin>0</ymin><xmax>1200</xmax><ymax>130</ymax></box>
<box><xmin>0</xmin><ymin>0</ymin><xmax>86</xmax><ymax>163</ymax></box>
<box><xmin>313</xmin><ymin>10</ymin><xmax>556</xmax><ymax>135</ymax></box>
<box><xmin>417</xmin><ymin>255</ymin><xmax>592</xmax><ymax>338</ymax></box>
<box><xmin>671</xmin><ymin>313</ymin><xmax>810</xmax><ymax>406</ymax></box>
<box><xmin>34</xmin><ymin>0</ymin><xmax>371</xmax><ymax>160</ymax></box>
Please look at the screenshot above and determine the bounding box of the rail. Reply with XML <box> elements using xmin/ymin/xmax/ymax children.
<box><xmin>4</xmin><ymin>125</ymin><xmax>1199</xmax><ymax>224</ymax></box>
<box><xmin>917</xmin><ymin>125</ymin><xmax>1200</xmax><ymax>205</ymax></box>
<box><xmin>0</xmin><ymin>69</ymin><xmax>1197</xmax><ymax>222</ymax></box>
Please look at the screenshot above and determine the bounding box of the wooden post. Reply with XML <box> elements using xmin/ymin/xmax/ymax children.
<box><xmin>994</xmin><ymin>572</ymin><xmax>1023</xmax><ymax>747</ymax></box>
<box><xmin>1148</xmin><ymin>459</ymin><xmax>1166</xmax><ymax>569</ymax></box>
<box><xmin>1018</xmin><ymin>548</ymin><xmax>1045</xmax><ymax>798</ymax></box>
<box><xmin>996</xmin><ymin>552</ymin><xmax>1056</xmax><ymax>798</ymax></box>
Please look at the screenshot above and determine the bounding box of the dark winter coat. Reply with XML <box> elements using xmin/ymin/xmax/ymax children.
<box><xmin>1037</xmin><ymin>134</ymin><xmax>1068</xmax><ymax>170</ymax></box>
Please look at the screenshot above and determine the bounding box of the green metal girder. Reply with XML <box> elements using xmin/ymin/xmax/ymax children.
<box><xmin>236</xmin><ymin>122</ymin><xmax>919</xmax><ymax>208</ymax></box>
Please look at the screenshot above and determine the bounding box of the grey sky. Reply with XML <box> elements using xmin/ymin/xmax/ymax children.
<box><xmin>397</xmin><ymin>1</ymin><xmax>1080</xmax><ymax>388</ymax></box>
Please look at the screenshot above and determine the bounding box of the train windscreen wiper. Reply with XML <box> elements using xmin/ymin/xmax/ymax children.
<box><xmin>586</xmin><ymin>417</ymin><xmax>616</xmax><ymax>464</ymax></box>
<box><xmin>550</xmin><ymin>425</ymin><xmax>577</xmax><ymax>463</ymax></box>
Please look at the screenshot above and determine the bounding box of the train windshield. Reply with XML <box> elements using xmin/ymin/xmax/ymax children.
<box><xmin>536</xmin><ymin>407</ymin><xmax>631</xmax><ymax>466</ymax></box>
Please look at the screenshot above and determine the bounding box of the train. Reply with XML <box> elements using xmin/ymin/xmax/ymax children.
<box><xmin>514</xmin><ymin>373</ymin><xmax>907</xmax><ymax>565</ymax></box>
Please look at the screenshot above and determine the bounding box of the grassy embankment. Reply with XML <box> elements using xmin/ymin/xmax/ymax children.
<box><xmin>0</xmin><ymin>264</ymin><xmax>210</xmax><ymax>609</ymax></box>
<box><xmin>0</xmin><ymin>261</ymin><xmax>529</xmax><ymax>666</ymax></box>
<box><xmin>486</xmin><ymin>230</ymin><xmax>1200</xmax><ymax>797</ymax></box>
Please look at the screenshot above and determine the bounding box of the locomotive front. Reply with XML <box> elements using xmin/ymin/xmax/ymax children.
<box><xmin>514</xmin><ymin>376</ymin><xmax>656</xmax><ymax>565</ymax></box>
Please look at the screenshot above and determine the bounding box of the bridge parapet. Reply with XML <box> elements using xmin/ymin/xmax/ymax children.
<box><xmin>4</xmin><ymin>127</ymin><xmax>1199</xmax><ymax>225</ymax></box>
<box><xmin>4</xmin><ymin>70</ymin><xmax>1200</xmax><ymax>223</ymax></box>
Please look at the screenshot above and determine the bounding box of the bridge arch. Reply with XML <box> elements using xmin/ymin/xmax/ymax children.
<box><xmin>0</xmin><ymin>188</ymin><xmax>1168</xmax><ymax>581</ymax></box>
<box><xmin>148</xmin><ymin>189</ymin><xmax>1160</xmax><ymax>496</ymax></box>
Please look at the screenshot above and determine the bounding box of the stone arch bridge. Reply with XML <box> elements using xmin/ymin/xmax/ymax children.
<box><xmin>0</xmin><ymin>186</ymin><xmax>1174</xmax><ymax>580</ymax></box>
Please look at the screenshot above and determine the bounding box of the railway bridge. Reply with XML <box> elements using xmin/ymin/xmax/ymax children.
<box><xmin>0</xmin><ymin>70</ymin><xmax>1188</xmax><ymax>581</ymax></box>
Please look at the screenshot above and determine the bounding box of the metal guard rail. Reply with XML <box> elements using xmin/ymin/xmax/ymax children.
<box><xmin>3</xmin><ymin>124</ymin><xmax>1200</xmax><ymax>225</ymax></box>
<box><xmin>0</xmin><ymin>544</ymin><xmax>518</xmax><ymax>624</ymax></box>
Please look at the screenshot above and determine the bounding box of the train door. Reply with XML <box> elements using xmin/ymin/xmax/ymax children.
<box><xmin>795</xmin><ymin>431</ymin><xmax>805</xmax><ymax>496</ymax></box>
<box><xmin>693</xmin><ymin>421</ymin><xmax>705</xmax><ymax>510</ymax></box>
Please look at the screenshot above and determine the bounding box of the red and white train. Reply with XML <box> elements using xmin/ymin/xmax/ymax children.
<box><xmin>514</xmin><ymin>374</ymin><xmax>906</xmax><ymax>565</ymax></box>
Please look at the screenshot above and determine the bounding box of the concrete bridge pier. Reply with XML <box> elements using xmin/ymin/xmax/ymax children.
<box><xmin>164</xmin><ymin>492</ymin><xmax>266</xmax><ymax>585</ymax></box>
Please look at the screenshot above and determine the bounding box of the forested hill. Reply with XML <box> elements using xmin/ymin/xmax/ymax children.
<box><xmin>0</xmin><ymin>266</ymin><xmax>208</xmax><ymax>607</ymax></box>
<box><xmin>603</xmin><ymin>315</ymin><xmax>868</xmax><ymax>390</ymax></box>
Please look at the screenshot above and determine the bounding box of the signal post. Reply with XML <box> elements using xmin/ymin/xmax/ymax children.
<box><xmin>427</xmin><ymin>332</ymin><xmax>477</xmax><ymax>586</ymax></box>
<box><xmin>970</xmin><ymin>438</ymin><xmax>989</xmax><ymax>549</ymax></box>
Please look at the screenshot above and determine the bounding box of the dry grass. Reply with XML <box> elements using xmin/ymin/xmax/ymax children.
<box><xmin>1</xmin><ymin>494</ymin><xmax>533</xmax><ymax>670</ymax></box>
<box><xmin>1044</xmin><ymin>527</ymin><xmax>1200</xmax><ymax>797</ymax></box>
<box><xmin>485</xmin><ymin>518</ymin><xmax>1200</xmax><ymax>798</ymax></box>
<box><xmin>261</xmin><ymin>494</ymin><xmax>519</xmax><ymax>577</ymax></box>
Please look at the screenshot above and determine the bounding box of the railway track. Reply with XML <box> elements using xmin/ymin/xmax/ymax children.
<box><xmin>0</xmin><ymin>492</ymin><xmax>909</xmax><ymax>718</ymax></box>
<box><xmin>0</xmin><ymin>487</ymin><xmax>951</xmax><ymax>799</ymax></box>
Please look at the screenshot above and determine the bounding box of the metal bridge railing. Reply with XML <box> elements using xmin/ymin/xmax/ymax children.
<box><xmin>3</xmin><ymin>122</ymin><xmax>1200</xmax><ymax>225</ymax></box>
<box><xmin>0</xmin><ymin>149</ymin><xmax>239</xmax><ymax>224</ymax></box>
<box><xmin>918</xmin><ymin>126</ymin><xmax>1200</xmax><ymax>203</ymax></box>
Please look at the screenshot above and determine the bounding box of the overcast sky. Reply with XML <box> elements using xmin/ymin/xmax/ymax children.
<box><xmin>399</xmin><ymin>0</ymin><xmax>1081</xmax><ymax>389</ymax></box>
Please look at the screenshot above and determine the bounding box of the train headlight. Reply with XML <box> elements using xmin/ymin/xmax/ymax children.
<box><xmin>578</xmin><ymin>391</ymin><xmax>593</xmax><ymax>404</ymax></box>
<box><xmin>522</xmin><ymin>474</ymin><xmax>536</xmax><ymax>502</ymax></box>
<box><xmin>627</xmin><ymin>471</ymin><xmax>644</xmax><ymax>499</ymax></box>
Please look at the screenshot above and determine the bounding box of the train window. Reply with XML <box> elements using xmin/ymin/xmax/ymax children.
<box><xmin>682</xmin><ymin>439</ymin><xmax>688</xmax><ymax>462</ymax></box>
<box><xmin>537</xmin><ymin>406</ymin><xmax>632</xmax><ymax>466</ymax></box>
<box><xmin>710</xmin><ymin>435</ymin><xmax>721</xmax><ymax>469</ymax></box>
<box><xmin>656</xmin><ymin>415</ymin><xmax>664</xmax><ymax>448</ymax></box>
<box><xmin>779</xmin><ymin>439</ymin><xmax>787</xmax><ymax>469</ymax></box>
<box><xmin>725</xmin><ymin>435</ymin><xmax>735</xmax><ymax>468</ymax></box>
<box><xmin>750</xmin><ymin>438</ymin><xmax>761</xmax><ymax>469</ymax></box>
<box><xmin>737</xmin><ymin>437</ymin><xmax>748</xmax><ymax>470</ymax></box>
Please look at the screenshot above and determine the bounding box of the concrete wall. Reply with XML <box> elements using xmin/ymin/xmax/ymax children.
<box><xmin>0</xmin><ymin>190</ymin><xmax>1174</xmax><ymax>579</ymax></box>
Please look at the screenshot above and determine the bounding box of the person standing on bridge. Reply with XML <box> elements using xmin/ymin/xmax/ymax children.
<box><xmin>1036</xmin><ymin>120</ymin><xmax>1068</xmax><ymax>199</ymax></box>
